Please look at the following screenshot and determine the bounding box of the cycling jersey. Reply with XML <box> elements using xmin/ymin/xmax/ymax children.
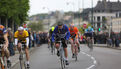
<box><xmin>85</xmin><ymin>28</ymin><xmax>94</xmax><ymax>33</ymax></box>
<box><xmin>14</xmin><ymin>30</ymin><xmax>29</xmax><ymax>41</ymax></box>
<box><xmin>84</xmin><ymin>28</ymin><xmax>94</xmax><ymax>37</ymax></box>
<box><xmin>69</xmin><ymin>27</ymin><xmax>78</xmax><ymax>38</ymax></box>
<box><xmin>0</xmin><ymin>25</ymin><xmax>7</xmax><ymax>43</ymax></box>
<box><xmin>52</xmin><ymin>24</ymin><xmax>70</xmax><ymax>42</ymax></box>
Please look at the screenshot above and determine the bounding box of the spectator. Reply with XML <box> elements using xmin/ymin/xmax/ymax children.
<box><xmin>7</xmin><ymin>28</ymin><xmax>15</xmax><ymax>56</ymax></box>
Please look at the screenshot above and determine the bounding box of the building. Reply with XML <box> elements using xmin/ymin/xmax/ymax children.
<box><xmin>89</xmin><ymin>0</ymin><xmax>121</xmax><ymax>32</ymax></box>
<box><xmin>112</xmin><ymin>18</ymin><xmax>121</xmax><ymax>33</ymax></box>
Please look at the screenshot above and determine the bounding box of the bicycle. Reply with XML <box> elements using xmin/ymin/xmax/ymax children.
<box><xmin>87</xmin><ymin>37</ymin><xmax>93</xmax><ymax>51</ymax></box>
<box><xmin>0</xmin><ymin>44</ymin><xmax>11</xmax><ymax>69</ymax></box>
<box><xmin>50</xmin><ymin>38</ymin><xmax>55</xmax><ymax>54</ymax></box>
<box><xmin>56</xmin><ymin>33</ymin><xmax>69</xmax><ymax>69</ymax></box>
<box><xmin>73</xmin><ymin>38</ymin><xmax>78</xmax><ymax>61</ymax></box>
<box><xmin>19</xmin><ymin>43</ymin><xmax>29</xmax><ymax>69</ymax></box>
<box><xmin>58</xmin><ymin>40</ymin><xmax>66</xmax><ymax>69</ymax></box>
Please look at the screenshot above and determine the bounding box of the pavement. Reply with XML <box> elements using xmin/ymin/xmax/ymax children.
<box><xmin>12</xmin><ymin>44</ymin><xmax>121</xmax><ymax>69</ymax></box>
<box><xmin>93</xmin><ymin>44</ymin><xmax>121</xmax><ymax>50</ymax></box>
<box><xmin>10</xmin><ymin>46</ymin><xmax>36</xmax><ymax>68</ymax></box>
<box><xmin>10</xmin><ymin>43</ymin><xmax>121</xmax><ymax>68</ymax></box>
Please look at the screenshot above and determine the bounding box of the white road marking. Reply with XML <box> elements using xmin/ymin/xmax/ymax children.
<box><xmin>81</xmin><ymin>51</ymin><xmax>97</xmax><ymax>69</ymax></box>
<box><xmin>86</xmin><ymin>65</ymin><xmax>95</xmax><ymax>69</ymax></box>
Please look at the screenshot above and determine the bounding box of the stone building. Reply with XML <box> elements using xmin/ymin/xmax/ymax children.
<box><xmin>89</xmin><ymin>0</ymin><xmax>121</xmax><ymax>32</ymax></box>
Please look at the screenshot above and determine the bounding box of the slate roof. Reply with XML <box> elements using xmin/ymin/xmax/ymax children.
<box><xmin>94</xmin><ymin>1</ymin><xmax>121</xmax><ymax>12</ymax></box>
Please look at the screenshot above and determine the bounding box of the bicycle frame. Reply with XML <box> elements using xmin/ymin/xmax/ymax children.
<box><xmin>87</xmin><ymin>37</ymin><xmax>93</xmax><ymax>51</ymax></box>
<box><xmin>73</xmin><ymin>38</ymin><xmax>78</xmax><ymax>61</ymax></box>
<box><xmin>58</xmin><ymin>41</ymin><xmax>66</xmax><ymax>69</ymax></box>
<box><xmin>19</xmin><ymin>43</ymin><xmax>27</xmax><ymax>69</ymax></box>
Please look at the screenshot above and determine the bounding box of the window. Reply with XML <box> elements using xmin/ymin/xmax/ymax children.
<box><xmin>97</xmin><ymin>16</ymin><xmax>100</xmax><ymax>22</ymax></box>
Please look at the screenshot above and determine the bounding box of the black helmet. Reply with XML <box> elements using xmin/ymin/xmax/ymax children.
<box><xmin>57</xmin><ymin>21</ymin><xmax>63</xmax><ymax>26</ymax></box>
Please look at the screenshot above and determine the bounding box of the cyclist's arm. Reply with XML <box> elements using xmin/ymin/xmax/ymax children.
<box><xmin>14</xmin><ymin>31</ymin><xmax>18</xmax><ymax>46</ymax></box>
<box><xmin>52</xmin><ymin>26</ymin><xmax>57</xmax><ymax>42</ymax></box>
<box><xmin>26</xmin><ymin>37</ymin><xmax>29</xmax><ymax>47</ymax></box>
<box><xmin>65</xmin><ymin>25</ymin><xmax>70</xmax><ymax>40</ymax></box>
<box><xmin>25</xmin><ymin>31</ymin><xmax>29</xmax><ymax>47</ymax></box>
<box><xmin>15</xmin><ymin>38</ymin><xmax>18</xmax><ymax>46</ymax></box>
<box><xmin>3</xmin><ymin>28</ymin><xmax>9</xmax><ymax>47</ymax></box>
<box><xmin>4</xmin><ymin>33</ymin><xmax>9</xmax><ymax>47</ymax></box>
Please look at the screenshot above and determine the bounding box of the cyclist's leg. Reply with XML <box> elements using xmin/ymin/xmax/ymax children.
<box><xmin>63</xmin><ymin>42</ymin><xmax>69</xmax><ymax>65</ymax></box>
<box><xmin>25</xmin><ymin>46</ymin><xmax>30</xmax><ymax>66</ymax></box>
<box><xmin>70</xmin><ymin>39</ymin><xmax>74</xmax><ymax>55</ymax></box>
<box><xmin>76</xmin><ymin>38</ymin><xmax>80</xmax><ymax>52</ymax></box>
<box><xmin>4</xmin><ymin>47</ymin><xmax>10</xmax><ymax>59</ymax></box>
<box><xmin>55</xmin><ymin>42</ymin><xmax>60</xmax><ymax>56</ymax></box>
<box><xmin>3</xmin><ymin>45</ymin><xmax>11</xmax><ymax>67</ymax></box>
<box><xmin>17</xmin><ymin>42</ymin><xmax>22</xmax><ymax>53</ymax></box>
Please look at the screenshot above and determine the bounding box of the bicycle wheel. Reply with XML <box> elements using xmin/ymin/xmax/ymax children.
<box><xmin>60</xmin><ymin>57</ymin><xmax>64</xmax><ymax>69</ymax></box>
<box><xmin>19</xmin><ymin>54</ymin><xmax>25</xmax><ymax>69</ymax></box>
<box><xmin>75</xmin><ymin>45</ymin><xmax>78</xmax><ymax>61</ymax></box>
<box><xmin>88</xmin><ymin>40</ymin><xmax>93</xmax><ymax>51</ymax></box>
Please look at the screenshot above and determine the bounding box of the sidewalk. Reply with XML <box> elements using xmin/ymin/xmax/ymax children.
<box><xmin>10</xmin><ymin>47</ymin><xmax>36</xmax><ymax>67</ymax></box>
<box><xmin>93</xmin><ymin>44</ymin><xmax>121</xmax><ymax>50</ymax></box>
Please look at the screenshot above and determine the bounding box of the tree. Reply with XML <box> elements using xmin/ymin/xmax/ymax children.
<box><xmin>0</xmin><ymin>0</ymin><xmax>30</xmax><ymax>26</ymax></box>
<box><xmin>27</xmin><ymin>21</ymin><xmax>43</xmax><ymax>32</ymax></box>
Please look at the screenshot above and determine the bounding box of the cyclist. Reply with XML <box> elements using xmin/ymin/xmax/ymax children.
<box><xmin>69</xmin><ymin>23</ymin><xmax>80</xmax><ymax>58</ymax></box>
<box><xmin>14</xmin><ymin>26</ymin><xmax>30</xmax><ymax>68</ymax></box>
<box><xmin>49</xmin><ymin>26</ymin><xmax>55</xmax><ymax>52</ymax></box>
<box><xmin>52</xmin><ymin>21</ymin><xmax>70</xmax><ymax>65</ymax></box>
<box><xmin>84</xmin><ymin>26</ymin><xmax>94</xmax><ymax>38</ymax></box>
<box><xmin>84</xmin><ymin>26</ymin><xmax>94</xmax><ymax>49</ymax></box>
<box><xmin>0</xmin><ymin>25</ymin><xmax>11</xmax><ymax>67</ymax></box>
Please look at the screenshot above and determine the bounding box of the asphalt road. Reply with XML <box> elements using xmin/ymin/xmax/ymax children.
<box><xmin>12</xmin><ymin>44</ymin><xmax>121</xmax><ymax>69</ymax></box>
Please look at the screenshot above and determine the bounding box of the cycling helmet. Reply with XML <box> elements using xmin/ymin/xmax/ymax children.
<box><xmin>70</xmin><ymin>23</ymin><xmax>74</xmax><ymax>27</ymax></box>
<box><xmin>88</xmin><ymin>26</ymin><xmax>92</xmax><ymax>30</ymax></box>
<box><xmin>57</xmin><ymin>21</ymin><xmax>63</xmax><ymax>26</ymax></box>
<box><xmin>18</xmin><ymin>26</ymin><xmax>24</xmax><ymax>30</ymax></box>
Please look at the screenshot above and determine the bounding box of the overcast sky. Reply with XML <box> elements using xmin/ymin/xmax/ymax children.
<box><xmin>29</xmin><ymin>0</ymin><xmax>120</xmax><ymax>16</ymax></box>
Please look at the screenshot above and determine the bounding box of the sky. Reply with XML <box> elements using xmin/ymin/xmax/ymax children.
<box><xmin>29</xmin><ymin>0</ymin><xmax>120</xmax><ymax>16</ymax></box>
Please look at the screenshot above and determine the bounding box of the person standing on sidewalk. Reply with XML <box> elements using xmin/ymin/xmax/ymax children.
<box><xmin>7</xmin><ymin>28</ymin><xmax>15</xmax><ymax>56</ymax></box>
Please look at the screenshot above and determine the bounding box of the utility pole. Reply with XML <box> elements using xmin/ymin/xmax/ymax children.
<box><xmin>78</xmin><ymin>0</ymin><xmax>80</xmax><ymax>27</ymax></box>
<box><xmin>91</xmin><ymin>0</ymin><xmax>94</xmax><ymax>27</ymax></box>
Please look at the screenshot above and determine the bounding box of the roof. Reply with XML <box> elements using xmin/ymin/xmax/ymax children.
<box><xmin>94</xmin><ymin>1</ymin><xmax>121</xmax><ymax>12</ymax></box>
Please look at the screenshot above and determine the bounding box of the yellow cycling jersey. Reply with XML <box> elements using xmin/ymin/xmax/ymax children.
<box><xmin>14</xmin><ymin>30</ymin><xmax>29</xmax><ymax>41</ymax></box>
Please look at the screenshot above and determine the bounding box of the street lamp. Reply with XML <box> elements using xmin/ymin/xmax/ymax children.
<box><xmin>43</xmin><ymin>7</ymin><xmax>50</xmax><ymax>31</ymax></box>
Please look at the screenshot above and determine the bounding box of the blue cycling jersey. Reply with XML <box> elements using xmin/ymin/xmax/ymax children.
<box><xmin>85</xmin><ymin>28</ymin><xmax>94</xmax><ymax>33</ymax></box>
<box><xmin>52</xmin><ymin>24</ymin><xmax>70</xmax><ymax>42</ymax></box>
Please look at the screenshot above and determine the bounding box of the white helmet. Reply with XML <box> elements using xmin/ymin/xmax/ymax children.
<box><xmin>18</xmin><ymin>26</ymin><xmax>24</xmax><ymax>30</ymax></box>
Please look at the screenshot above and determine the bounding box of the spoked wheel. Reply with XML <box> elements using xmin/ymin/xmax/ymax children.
<box><xmin>19</xmin><ymin>54</ymin><xmax>25</xmax><ymax>69</ymax></box>
<box><xmin>60</xmin><ymin>58</ymin><xmax>65</xmax><ymax>69</ymax></box>
<box><xmin>52</xmin><ymin>46</ymin><xmax>56</xmax><ymax>55</ymax></box>
<box><xmin>75</xmin><ymin>47</ymin><xmax>78</xmax><ymax>61</ymax></box>
<box><xmin>75</xmin><ymin>53</ymin><xmax>77</xmax><ymax>61</ymax></box>
<box><xmin>19</xmin><ymin>60</ymin><xmax>25</xmax><ymax>69</ymax></box>
<box><xmin>88</xmin><ymin>40</ymin><xmax>93</xmax><ymax>51</ymax></box>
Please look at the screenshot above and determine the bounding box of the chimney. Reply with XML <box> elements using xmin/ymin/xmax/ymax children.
<box><xmin>118</xmin><ymin>0</ymin><xmax>120</xmax><ymax>2</ymax></box>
